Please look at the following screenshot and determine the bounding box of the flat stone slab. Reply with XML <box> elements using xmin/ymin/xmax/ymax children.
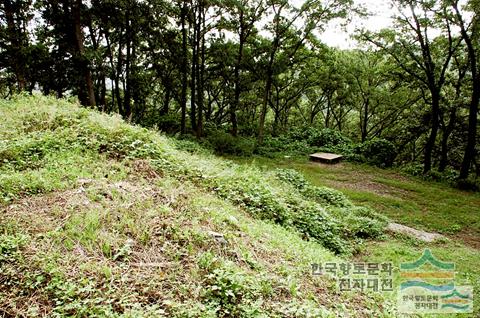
<box><xmin>387</xmin><ymin>223</ymin><xmax>445</xmax><ymax>242</ymax></box>
<box><xmin>310</xmin><ymin>152</ymin><xmax>343</xmax><ymax>164</ymax></box>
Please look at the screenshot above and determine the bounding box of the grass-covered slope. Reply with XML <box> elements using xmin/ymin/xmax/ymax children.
<box><xmin>0</xmin><ymin>95</ymin><xmax>393</xmax><ymax>317</ymax></box>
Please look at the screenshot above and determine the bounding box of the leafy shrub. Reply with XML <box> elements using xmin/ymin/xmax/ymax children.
<box><xmin>401</xmin><ymin>163</ymin><xmax>424</xmax><ymax>177</ymax></box>
<box><xmin>206</xmin><ymin>130</ymin><xmax>255</xmax><ymax>156</ymax></box>
<box><xmin>343</xmin><ymin>215</ymin><xmax>385</xmax><ymax>239</ymax></box>
<box><xmin>208</xmin><ymin>168</ymin><xmax>360</xmax><ymax>254</ymax></box>
<box><xmin>256</xmin><ymin>128</ymin><xmax>351</xmax><ymax>158</ymax></box>
<box><xmin>304</xmin><ymin>187</ymin><xmax>352</xmax><ymax>208</ymax></box>
<box><xmin>275</xmin><ymin>168</ymin><xmax>308</xmax><ymax>189</ymax></box>
<box><xmin>255</xmin><ymin>137</ymin><xmax>313</xmax><ymax>158</ymax></box>
<box><xmin>156</xmin><ymin>113</ymin><xmax>182</xmax><ymax>134</ymax></box>
<box><xmin>202</xmin><ymin>266</ymin><xmax>255</xmax><ymax>317</ymax></box>
<box><xmin>289</xmin><ymin>202</ymin><xmax>348</xmax><ymax>254</ymax></box>
<box><xmin>213</xmin><ymin>174</ymin><xmax>291</xmax><ymax>225</ymax></box>
<box><xmin>173</xmin><ymin>138</ymin><xmax>214</xmax><ymax>156</ymax></box>
<box><xmin>0</xmin><ymin>234</ymin><xmax>27</xmax><ymax>264</ymax></box>
<box><xmin>308</xmin><ymin>128</ymin><xmax>351</xmax><ymax>148</ymax></box>
<box><xmin>276</xmin><ymin>169</ymin><xmax>351</xmax><ymax>208</ymax></box>
<box><xmin>356</xmin><ymin>138</ymin><xmax>397</xmax><ymax>168</ymax></box>
<box><xmin>275</xmin><ymin>169</ymin><xmax>387</xmax><ymax>249</ymax></box>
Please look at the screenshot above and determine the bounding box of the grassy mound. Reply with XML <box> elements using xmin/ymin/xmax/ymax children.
<box><xmin>0</xmin><ymin>95</ymin><xmax>393</xmax><ymax>317</ymax></box>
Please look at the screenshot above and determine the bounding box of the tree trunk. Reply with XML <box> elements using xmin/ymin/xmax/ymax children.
<box><xmin>439</xmin><ymin>109</ymin><xmax>456</xmax><ymax>172</ymax></box>
<box><xmin>162</xmin><ymin>88</ymin><xmax>171</xmax><ymax>115</ymax></box>
<box><xmin>231</xmin><ymin>12</ymin><xmax>245</xmax><ymax>137</ymax></box>
<box><xmin>258</xmin><ymin>72</ymin><xmax>273</xmax><ymax>144</ymax></box>
<box><xmin>423</xmin><ymin>90</ymin><xmax>440</xmax><ymax>174</ymax></box>
<box><xmin>361</xmin><ymin>98</ymin><xmax>370</xmax><ymax>142</ymax></box>
<box><xmin>73</xmin><ymin>0</ymin><xmax>96</xmax><ymax>107</ymax></box>
<box><xmin>180</xmin><ymin>1</ymin><xmax>188</xmax><ymax>134</ymax></box>
<box><xmin>258</xmin><ymin>37</ymin><xmax>278</xmax><ymax>144</ymax></box>
<box><xmin>196</xmin><ymin>3</ymin><xmax>205</xmax><ymax>138</ymax></box>
<box><xmin>190</xmin><ymin>6</ymin><xmax>197</xmax><ymax>132</ymax></box>
<box><xmin>123</xmin><ymin>7</ymin><xmax>132</xmax><ymax>119</ymax></box>
<box><xmin>455</xmin><ymin>2</ymin><xmax>479</xmax><ymax>179</ymax></box>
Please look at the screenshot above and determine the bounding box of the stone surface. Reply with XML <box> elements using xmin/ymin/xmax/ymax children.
<box><xmin>310</xmin><ymin>152</ymin><xmax>343</xmax><ymax>164</ymax></box>
<box><xmin>208</xmin><ymin>230</ymin><xmax>228</xmax><ymax>245</ymax></box>
<box><xmin>387</xmin><ymin>222</ymin><xmax>445</xmax><ymax>242</ymax></box>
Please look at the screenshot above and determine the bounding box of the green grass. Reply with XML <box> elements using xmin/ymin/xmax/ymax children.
<box><xmin>2</xmin><ymin>95</ymin><xmax>478</xmax><ymax>317</ymax></box>
<box><xmin>0</xmin><ymin>95</ymin><xmax>395</xmax><ymax>317</ymax></box>
<box><xmin>233</xmin><ymin>156</ymin><xmax>480</xmax><ymax>317</ymax></box>
<box><xmin>236</xmin><ymin>156</ymin><xmax>480</xmax><ymax>236</ymax></box>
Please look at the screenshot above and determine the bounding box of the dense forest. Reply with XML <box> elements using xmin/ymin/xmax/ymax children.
<box><xmin>1</xmin><ymin>0</ymin><xmax>479</xmax><ymax>184</ymax></box>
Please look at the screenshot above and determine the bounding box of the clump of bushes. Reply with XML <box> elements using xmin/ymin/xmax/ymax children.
<box><xmin>255</xmin><ymin>127</ymin><xmax>397</xmax><ymax>168</ymax></box>
<box><xmin>275</xmin><ymin>169</ymin><xmax>388</xmax><ymax>242</ymax></box>
<box><xmin>401</xmin><ymin>164</ymin><xmax>479</xmax><ymax>190</ymax></box>
<box><xmin>275</xmin><ymin>168</ymin><xmax>351</xmax><ymax>208</ymax></box>
<box><xmin>355</xmin><ymin>138</ymin><xmax>397</xmax><ymax>168</ymax></box>
<box><xmin>206</xmin><ymin>130</ymin><xmax>256</xmax><ymax>156</ymax></box>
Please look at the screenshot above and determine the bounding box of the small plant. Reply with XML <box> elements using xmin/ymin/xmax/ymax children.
<box><xmin>0</xmin><ymin>234</ymin><xmax>28</xmax><ymax>264</ymax></box>
<box><xmin>202</xmin><ymin>266</ymin><xmax>255</xmax><ymax>317</ymax></box>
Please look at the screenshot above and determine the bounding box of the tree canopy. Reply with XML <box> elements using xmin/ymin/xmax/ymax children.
<box><xmin>1</xmin><ymin>0</ymin><xmax>479</xmax><ymax>182</ymax></box>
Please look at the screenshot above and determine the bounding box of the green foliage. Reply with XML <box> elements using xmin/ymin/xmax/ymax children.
<box><xmin>0</xmin><ymin>234</ymin><xmax>27</xmax><ymax>264</ymax></box>
<box><xmin>202</xmin><ymin>266</ymin><xmax>254</xmax><ymax>317</ymax></box>
<box><xmin>257</xmin><ymin>128</ymin><xmax>397</xmax><ymax>169</ymax></box>
<box><xmin>304</xmin><ymin>187</ymin><xmax>352</xmax><ymax>208</ymax></box>
<box><xmin>173</xmin><ymin>138</ymin><xmax>214</xmax><ymax>156</ymax></box>
<box><xmin>213</xmin><ymin>172</ymin><xmax>292</xmax><ymax>225</ymax></box>
<box><xmin>276</xmin><ymin>169</ymin><xmax>388</xmax><ymax>247</ymax></box>
<box><xmin>1</xmin><ymin>96</ymin><xmax>388</xmax><ymax>256</ymax></box>
<box><xmin>256</xmin><ymin>126</ymin><xmax>352</xmax><ymax>158</ymax></box>
<box><xmin>455</xmin><ymin>177</ymin><xmax>480</xmax><ymax>192</ymax></box>
<box><xmin>356</xmin><ymin>138</ymin><xmax>396</xmax><ymax>168</ymax></box>
<box><xmin>289</xmin><ymin>202</ymin><xmax>347</xmax><ymax>254</ymax></box>
<box><xmin>307</xmin><ymin>128</ymin><xmax>352</xmax><ymax>148</ymax></box>
<box><xmin>276</xmin><ymin>169</ymin><xmax>351</xmax><ymax>208</ymax></box>
<box><xmin>401</xmin><ymin>164</ymin><xmax>476</xmax><ymax>189</ymax></box>
<box><xmin>255</xmin><ymin>136</ymin><xmax>314</xmax><ymax>158</ymax></box>
<box><xmin>205</xmin><ymin>130</ymin><xmax>255</xmax><ymax>156</ymax></box>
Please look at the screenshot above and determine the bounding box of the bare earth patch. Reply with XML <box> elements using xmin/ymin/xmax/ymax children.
<box><xmin>309</xmin><ymin>162</ymin><xmax>410</xmax><ymax>197</ymax></box>
<box><xmin>454</xmin><ymin>230</ymin><xmax>480</xmax><ymax>250</ymax></box>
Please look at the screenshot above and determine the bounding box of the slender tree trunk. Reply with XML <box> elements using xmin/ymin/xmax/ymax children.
<box><xmin>162</xmin><ymin>87</ymin><xmax>171</xmax><ymax>115</ymax></box>
<box><xmin>258</xmin><ymin>38</ymin><xmax>278</xmax><ymax>144</ymax></box>
<box><xmin>325</xmin><ymin>94</ymin><xmax>332</xmax><ymax>128</ymax></box>
<box><xmin>439</xmin><ymin>109</ymin><xmax>456</xmax><ymax>172</ymax></box>
<box><xmin>100</xmin><ymin>77</ymin><xmax>106</xmax><ymax>111</ymax></box>
<box><xmin>459</xmin><ymin>83</ymin><xmax>479</xmax><ymax>179</ymax></box>
<box><xmin>272</xmin><ymin>110</ymin><xmax>280</xmax><ymax>136</ymax></box>
<box><xmin>258</xmin><ymin>72</ymin><xmax>272</xmax><ymax>144</ymax></box>
<box><xmin>424</xmin><ymin>91</ymin><xmax>440</xmax><ymax>174</ymax></box>
<box><xmin>196</xmin><ymin>3</ymin><xmax>205</xmax><ymax>138</ymax></box>
<box><xmin>73</xmin><ymin>0</ymin><xmax>96</xmax><ymax>107</ymax></box>
<box><xmin>231</xmin><ymin>13</ymin><xmax>245</xmax><ymax>137</ymax></box>
<box><xmin>180</xmin><ymin>1</ymin><xmax>188</xmax><ymax>134</ymax></box>
<box><xmin>361</xmin><ymin>98</ymin><xmax>370</xmax><ymax>142</ymax></box>
<box><xmin>190</xmin><ymin>6</ymin><xmax>197</xmax><ymax>132</ymax></box>
<box><xmin>454</xmin><ymin>2</ymin><xmax>480</xmax><ymax>179</ymax></box>
<box><xmin>123</xmin><ymin>8</ymin><xmax>132</xmax><ymax>119</ymax></box>
<box><xmin>104</xmin><ymin>30</ymin><xmax>122</xmax><ymax>114</ymax></box>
